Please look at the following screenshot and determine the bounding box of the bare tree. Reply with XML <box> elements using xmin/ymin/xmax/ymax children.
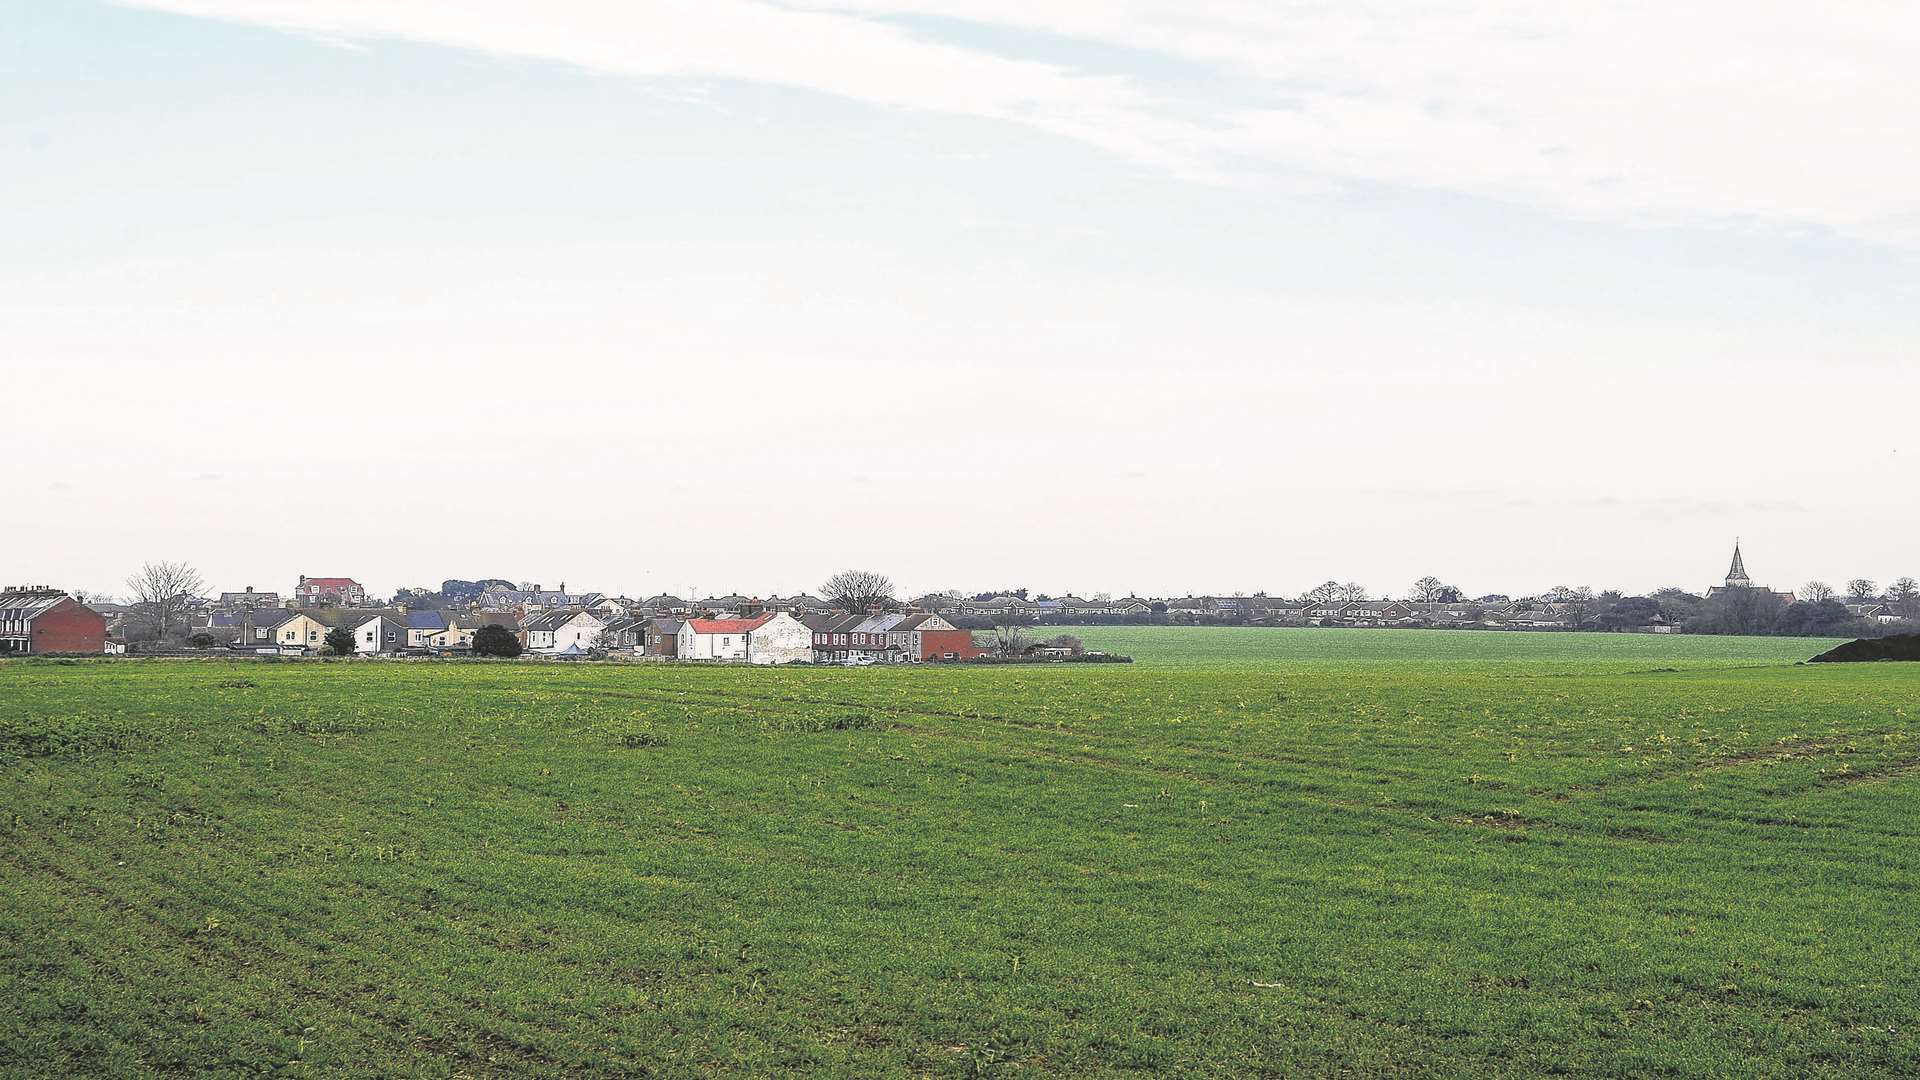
<box><xmin>1847</xmin><ymin>578</ymin><xmax>1878</xmax><ymax>602</ymax></box>
<box><xmin>1409</xmin><ymin>576</ymin><xmax>1448</xmax><ymax>602</ymax></box>
<box><xmin>1801</xmin><ymin>580</ymin><xmax>1835</xmax><ymax>603</ymax></box>
<box><xmin>1305</xmin><ymin>581</ymin><xmax>1341</xmax><ymax>604</ymax></box>
<box><xmin>1338</xmin><ymin>582</ymin><xmax>1368</xmax><ymax>602</ymax></box>
<box><xmin>1890</xmin><ymin>577</ymin><xmax>1919</xmax><ymax>618</ymax></box>
<box><xmin>125</xmin><ymin>560</ymin><xmax>205</xmax><ymax>641</ymax></box>
<box><xmin>821</xmin><ymin>570</ymin><xmax>896</xmax><ymax>613</ymax></box>
<box><xmin>992</xmin><ymin>611</ymin><xmax>1031</xmax><ymax>656</ymax></box>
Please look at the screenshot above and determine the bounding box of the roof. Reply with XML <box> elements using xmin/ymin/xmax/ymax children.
<box><xmin>1727</xmin><ymin>542</ymin><xmax>1750</xmax><ymax>583</ymax></box>
<box><xmin>523</xmin><ymin>608</ymin><xmax>600</xmax><ymax>632</ymax></box>
<box><xmin>648</xmin><ymin>617</ymin><xmax>685</xmax><ymax>633</ymax></box>
<box><xmin>301</xmin><ymin>577</ymin><xmax>360</xmax><ymax>589</ymax></box>
<box><xmin>0</xmin><ymin>589</ymin><xmax>77</xmax><ymax>622</ymax></box>
<box><xmin>685</xmin><ymin>614</ymin><xmax>776</xmax><ymax>635</ymax></box>
<box><xmin>405</xmin><ymin>611</ymin><xmax>448</xmax><ymax>630</ymax></box>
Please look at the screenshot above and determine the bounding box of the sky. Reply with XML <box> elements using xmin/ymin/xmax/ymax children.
<box><xmin>3</xmin><ymin>0</ymin><xmax>1915</xmax><ymax>603</ymax></box>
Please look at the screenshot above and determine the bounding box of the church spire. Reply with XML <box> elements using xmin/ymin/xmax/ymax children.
<box><xmin>1725</xmin><ymin>539</ymin><xmax>1751</xmax><ymax>588</ymax></box>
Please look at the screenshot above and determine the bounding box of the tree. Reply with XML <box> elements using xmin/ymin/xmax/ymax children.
<box><xmin>1047</xmin><ymin>634</ymin><xmax>1084</xmax><ymax>655</ymax></box>
<box><xmin>1775</xmin><ymin>599</ymin><xmax>1858</xmax><ymax>637</ymax></box>
<box><xmin>472</xmin><ymin>624</ymin><xmax>522</xmax><ymax>658</ymax></box>
<box><xmin>1305</xmin><ymin>582</ymin><xmax>1341</xmax><ymax>604</ymax></box>
<box><xmin>189</xmin><ymin>632</ymin><xmax>215</xmax><ymax>649</ymax></box>
<box><xmin>1409</xmin><ymin>576</ymin><xmax>1448</xmax><ymax>602</ymax></box>
<box><xmin>1593</xmin><ymin>595</ymin><xmax>1661</xmax><ymax>632</ymax></box>
<box><xmin>125</xmin><ymin>560</ymin><xmax>205</xmax><ymax>641</ymax></box>
<box><xmin>1889</xmin><ymin>577</ymin><xmax>1920</xmax><ymax>619</ymax></box>
<box><xmin>323</xmin><ymin>626</ymin><xmax>357</xmax><ymax>656</ymax></box>
<box><xmin>1801</xmin><ymin>581</ymin><xmax>1835</xmax><ymax>603</ymax></box>
<box><xmin>1847</xmin><ymin>579</ymin><xmax>1878</xmax><ymax>602</ymax></box>
<box><xmin>1690</xmin><ymin>587</ymin><xmax>1788</xmax><ymax>636</ymax></box>
<box><xmin>991</xmin><ymin>610</ymin><xmax>1031</xmax><ymax>656</ymax></box>
<box><xmin>1338</xmin><ymin>582</ymin><xmax>1368</xmax><ymax>602</ymax></box>
<box><xmin>822</xmin><ymin>570</ymin><xmax>896</xmax><ymax>613</ymax></box>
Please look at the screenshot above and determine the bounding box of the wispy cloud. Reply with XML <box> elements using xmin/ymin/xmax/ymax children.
<box><xmin>123</xmin><ymin>1</ymin><xmax>1920</xmax><ymax>243</ymax></box>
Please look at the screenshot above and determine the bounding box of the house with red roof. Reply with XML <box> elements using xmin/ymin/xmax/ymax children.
<box><xmin>677</xmin><ymin>611</ymin><xmax>812</xmax><ymax>664</ymax></box>
<box><xmin>295</xmin><ymin>575</ymin><xmax>366</xmax><ymax>606</ymax></box>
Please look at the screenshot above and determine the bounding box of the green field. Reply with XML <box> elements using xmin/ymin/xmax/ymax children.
<box><xmin>6</xmin><ymin>629</ymin><xmax>1918</xmax><ymax>1077</ymax></box>
<box><xmin>1036</xmin><ymin>625</ymin><xmax>1842</xmax><ymax>669</ymax></box>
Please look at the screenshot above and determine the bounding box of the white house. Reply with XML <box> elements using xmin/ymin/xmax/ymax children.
<box><xmin>678</xmin><ymin>616</ymin><xmax>756</xmax><ymax>661</ymax></box>
<box><xmin>745</xmin><ymin>611</ymin><xmax>813</xmax><ymax>665</ymax></box>
<box><xmin>524</xmin><ymin>609</ymin><xmax>607</xmax><ymax>654</ymax></box>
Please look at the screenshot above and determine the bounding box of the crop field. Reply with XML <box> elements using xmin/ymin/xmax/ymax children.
<box><xmin>5</xmin><ymin>630</ymin><xmax>1918</xmax><ymax>1077</ymax></box>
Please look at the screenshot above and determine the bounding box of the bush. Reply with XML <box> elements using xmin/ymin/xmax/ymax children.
<box><xmin>472</xmin><ymin>624</ymin><xmax>522</xmax><ymax>658</ymax></box>
<box><xmin>322</xmin><ymin>626</ymin><xmax>357</xmax><ymax>656</ymax></box>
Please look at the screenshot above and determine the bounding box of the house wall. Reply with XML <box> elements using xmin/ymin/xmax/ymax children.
<box><xmin>679</xmin><ymin>626</ymin><xmax>749</xmax><ymax>661</ymax></box>
<box><xmin>645</xmin><ymin>625</ymin><xmax>679</xmax><ymax>657</ymax></box>
<box><xmin>23</xmin><ymin>600</ymin><xmax>108</xmax><ymax>654</ymax></box>
<box><xmin>747</xmin><ymin>613</ymin><xmax>811</xmax><ymax>665</ymax></box>
<box><xmin>553</xmin><ymin>613</ymin><xmax>607</xmax><ymax>653</ymax></box>
<box><xmin>917</xmin><ymin>628</ymin><xmax>982</xmax><ymax>661</ymax></box>
<box><xmin>354</xmin><ymin>618</ymin><xmax>385</xmax><ymax>654</ymax></box>
<box><xmin>273</xmin><ymin>615</ymin><xmax>328</xmax><ymax>650</ymax></box>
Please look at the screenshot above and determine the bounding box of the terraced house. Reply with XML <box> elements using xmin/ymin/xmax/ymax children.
<box><xmin>0</xmin><ymin>588</ymin><xmax>107</xmax><ymax>654</ymax></box>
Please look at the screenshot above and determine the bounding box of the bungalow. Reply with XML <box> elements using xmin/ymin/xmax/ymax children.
<box><xmin>1339</xmin><ymin>601</ymin><xmax>1414</xmax><ymax>627</ymax></box>
<box><xmin>1511</xmin><ymin>608</ymin><xmax>1570</xmax><ymax>630</ymax></box>
<box><xmin>523</xmin><ymin>609</ymin><xmax>607</xmax><ymax>654</ymax></box>
<box><xmin>678</xmin><ymin>616</ymin><xmax>758</xmax><ymax>661</ymax></box>
<box><xmin>1847</xmin><ymin>603</ymin><xmax>1905</xmax><ymax>625</ymax></box>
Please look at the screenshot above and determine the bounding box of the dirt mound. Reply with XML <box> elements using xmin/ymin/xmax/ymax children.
<box><xmin>1809</xmin><ymin>634</ymin><xmax>1920</xmax><ymax>663</ymax></box>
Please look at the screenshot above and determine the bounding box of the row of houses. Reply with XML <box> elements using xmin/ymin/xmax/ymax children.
<box><xmin>906</xmin><ymin>593</ymin><xmax>1615</xmax><ymax>630</ymax></box>
<box><xmin>0</xmin><ymin>587</ymin><xmax>113</xmax><ymax>654</ymax></box>
<box><xmin>199</xmin><ymin>603</ymin><xmax>986</xmax><ymax>664</ymax></box>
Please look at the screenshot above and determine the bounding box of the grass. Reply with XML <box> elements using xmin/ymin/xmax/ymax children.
<box><xmin>3</xmin><ymin>629</ymin><xmax>1917</xmax><ymax>1077</ymax></box>
<box><xmin>1035</xmin><ymin>624</ymin><xmax>1843</xmax><ymax>669</ymax></box>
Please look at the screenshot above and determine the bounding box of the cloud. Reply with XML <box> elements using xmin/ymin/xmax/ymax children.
<box><xmin>122</xmin><ymin>1</ymin><xmax>1920</xmax><ymax>243</ymax></box>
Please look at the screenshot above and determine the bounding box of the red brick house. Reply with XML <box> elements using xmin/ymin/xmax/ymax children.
<box><xmin>0</xmin><ymin>588</ymin><xmax>109</xmax><ymax>654</ymax></box>
<box><xmin>893</xmin><ymin>613</ymin><xmax>984</xmax><ymax>661</ymax></box>
<box><xmin>295</xmin><ymin>576</ymin><xmax>367</xmax><ymax>606</ymax></box>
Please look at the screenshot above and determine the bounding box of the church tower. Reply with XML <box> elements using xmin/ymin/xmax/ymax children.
<box><xmin>1725</xmin><ymin>540</ymin><xmax>1752</xmax><ymax>589</ymax></box>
